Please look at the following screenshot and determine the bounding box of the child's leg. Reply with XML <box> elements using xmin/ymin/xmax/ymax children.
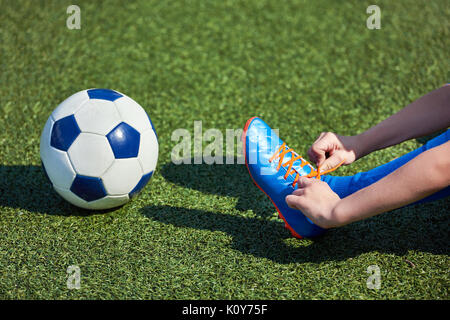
<box><xmin>321</xmin><ymin>129</ymin><xmax>450</xmax><ymax>204</ymax></box>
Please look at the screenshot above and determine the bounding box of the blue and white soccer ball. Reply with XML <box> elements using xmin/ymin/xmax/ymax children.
<box><xmin>40</xmin><ymin>89</ymin><xmax>158</xmax><ymax>210</ymax></box>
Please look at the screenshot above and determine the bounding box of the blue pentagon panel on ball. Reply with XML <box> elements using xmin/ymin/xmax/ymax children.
<box><xmin>106</xmin><ymin>122</ymin><xmax>141</xmax><ymax>159</ymax></box>
<box><xmin>50</xmin><ymin>115</ymin><xmax>81</xmax><ymax>151</ymax></box>
<box><xmin>129</xmin><ymin>171</ymin><xmax>154</xmax><ymax>198</ymax></box>
<box><xmin>70</xmin><ymin>175</ymin><xmax>107</xmax><ymax>202</ymax></box>
<box><xmin>87</xmin><ymin>88</ymin><xmax>123</xmax><ymax>102</ymax></box>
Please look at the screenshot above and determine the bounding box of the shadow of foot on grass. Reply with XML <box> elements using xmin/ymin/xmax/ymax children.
<box><xmin>0</xmin><ymin>165</ymin><xmax>110</xmax><ymax>216</ymax></box>
<box><xmin>158</xmin><ymin>157</ymin><xmax>449</xmax><ymax>263</ymax></box>
<box><xmin>161</xmin><ymin>157</ymin><xmax>274</xmax><ymax>218</ymax></box>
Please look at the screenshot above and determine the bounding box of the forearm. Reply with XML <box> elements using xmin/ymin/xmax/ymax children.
<box><xmin>332</xmin><ymin>141</ymin><xmax>450</xmax><ymax>227</ymax></box>
<box><xmin>355</xmin><ymin>85</ymin><xmax>450</xmax><ymax>159</ymax></box>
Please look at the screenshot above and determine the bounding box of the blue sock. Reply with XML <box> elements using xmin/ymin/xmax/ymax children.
<box><xmin>321</xmin><ymin>129</ymin><xmax>450</xmax><ymax>205</ymax></box>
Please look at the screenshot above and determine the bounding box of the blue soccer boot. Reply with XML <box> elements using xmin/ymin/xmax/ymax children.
<box><xmin>242</xmin><ymin>117</ymin><xmax>342</xmax><ymax>238</ymax></box>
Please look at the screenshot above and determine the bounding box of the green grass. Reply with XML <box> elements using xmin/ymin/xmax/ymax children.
<box><xmin>0</xmin><ymin>0</ymin><xmax>449</xmax><ymax>299</ymax></box>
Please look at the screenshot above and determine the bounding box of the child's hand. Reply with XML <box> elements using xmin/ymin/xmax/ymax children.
<box><xmin>285</xmin><ymin>177</ymin><xmax>343</xmax><ymax>229</ymax></box>
<box><xmin>308</xmin><ymin>132</ymin><xmax>360</xmax><ymax>171</ymax></box>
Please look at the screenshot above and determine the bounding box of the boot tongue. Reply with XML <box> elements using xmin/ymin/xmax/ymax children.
<box><xmin>293</xmin><ymin>159</ymin><xmax>314</xmax><ymax>176</ymax></box>
<box><xmin>282</xmin><ymin>150</ymin><xmax>314</xmax><ymax>176</ymax></box>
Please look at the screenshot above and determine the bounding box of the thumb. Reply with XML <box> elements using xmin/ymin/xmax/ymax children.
<box><xmin>320</xmin><ymin>152</ymin><xmax>345</xmax><ymax>172</ymax></box>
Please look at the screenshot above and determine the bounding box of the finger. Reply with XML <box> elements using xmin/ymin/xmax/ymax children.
<box><xmin>310</xmin><ymin>134</ymin><xmax>337</xmax><ymax>166</ymax></box>
<box><xmin>320</xmin><ymin>152</ymin><xmax>345</xmax><ymax>171</ymax></box>
<box><xmin>286</xmin><ymin>194</ymin><xmax>305</xmax><ymax>209</ymax></box>
<box><xmin>296</xmin><ymin>176</ymin><xmax>313</xmax><ymax>188</ymax></box>
<box><xmin>307</xmin><ymin>147</ymin><xmax>318</xmax><ymax>164</ymax></box>
<box><xmin>292</xmin><ymin>188</ymin><xmax>304</xmax><ymax>196</ymax></box>
<box><xmin>309</xmin><ymin>144</ymin><xmax>326</xmax><ymax>167</ymax></box>
<box><xmin>285</xmin><ymin>195</ymin><xmax>296</xmax><ymax>209</ymax></box>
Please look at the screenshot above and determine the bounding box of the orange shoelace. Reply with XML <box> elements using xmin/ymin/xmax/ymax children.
<box><xmin>268</xmin><ymin>142</ymin><xmax>344</xmax><ymax>188</ymax></box>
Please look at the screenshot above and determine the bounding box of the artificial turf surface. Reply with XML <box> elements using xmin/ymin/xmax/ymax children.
<box><xmin>0</xmin><ymin>0</ymin><xmax>449</xmax><ymax>299</ymax></box>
